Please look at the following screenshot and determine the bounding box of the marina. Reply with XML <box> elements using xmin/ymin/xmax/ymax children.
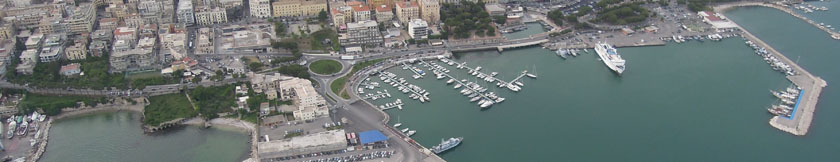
<box><xmin>378</xmin><ymin>71</ymin><xmax>431</xmax><ymax>103</ymax></box>
<box><xmin>718</xmin><ymin>4</ymin><xmax>829</xmax><ymax>135</ymax></box>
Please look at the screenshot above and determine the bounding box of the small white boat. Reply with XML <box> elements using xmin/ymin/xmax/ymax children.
<box><xmin>401</xmin><ymin>128</ymin><xmax>410</xmax><ymax>133</ymax></box>
<box><xmin>407</xmin><ymin>130</ymin><xmax>416</xmax><ymax>136</ymax></box>
<box><xmin>394</xmin><ymin>123</ymin><xmax>403</xmax><ymax>128</ymax></box>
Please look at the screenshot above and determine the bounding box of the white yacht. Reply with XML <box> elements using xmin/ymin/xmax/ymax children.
<box><xmin>594</xmin><ymin>42</ymin><xmax>626</xmax><ymax>75</ymax></box>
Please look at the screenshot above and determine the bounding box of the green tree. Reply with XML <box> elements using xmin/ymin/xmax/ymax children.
<box><xmin>249</xmin><ymin>62</ymin><xmax>264</xmax><ymax>72</ymax></box>
<box><xmin>274</xmin><ymin>22</ymin><xmax>287</xmax><ymax>36</ymax></box>
<box><xmin>493</xmin><ymin>15</ymin><xmax>506</xmax><ymax>24</ymax></box>
<box><xmin>318</xmin><ymin>9</ymin><xmax>329</xmax><ymax>23</ymax></box>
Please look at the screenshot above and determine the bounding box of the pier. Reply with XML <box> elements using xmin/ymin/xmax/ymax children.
<box><xmin>378</xmin><ymin>72</ymin><xmax>430</xmax><ymax>103</ymax></box>
<box><xmin>717</xmin><ymin>3</ymin><xmax>828</xmax><ymax>135</ymax></box>
<box><xmin>418</xmin><ymin>61</ymin><xmax>496</xmax><ymax>104</ymax></box>
<box><xmin>401</xmin><ymin>62</ymin><xmax>425</xmax><ymax>78</ymax></box>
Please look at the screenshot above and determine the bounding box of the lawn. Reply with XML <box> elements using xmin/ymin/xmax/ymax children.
<box><xmin>143</xmin><ymin>93</ymin><xmax>197</xmax><ymax>126</ymax></box>
<box><xmin>309</xmin><ymin>60</ymin><xmax>342</xmax><ymax>75</ymax></box>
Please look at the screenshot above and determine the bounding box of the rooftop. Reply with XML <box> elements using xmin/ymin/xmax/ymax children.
<box><xmin>257</xmin><ymin>129</ymin><xmax>347</xmax><ymax>156</ymax></box>
<box><xmin>396</xmin><ymin>1</ymin><xmax>418</xmax><ymax>8</ymax></box>
<box><xmin>358</xmin><ymin>130</ymin><xmax>387</xmax><ymax>144</ymax></box>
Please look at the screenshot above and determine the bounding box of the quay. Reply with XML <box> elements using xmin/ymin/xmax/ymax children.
<box><xmin>716</xmin><ymin>4</ymin><xmax>828</xmax><ymax>135</ymax></box>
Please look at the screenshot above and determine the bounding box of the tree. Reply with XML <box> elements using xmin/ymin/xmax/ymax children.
<box><xmin>493</xmin><ymin>15</ymin><xmax>506</xmax><ymax>24</ymax></box>
<box><xmin>486</xmin><ymin>27</ymin><xmax>496</xmax><ymax>36</ymax></box>
<box><xmin>318</xmin><ymin>9</ymin><xmax>328</xmax><ymax>23</ymax></box>
<box><xmin>274</xmin><ymin>22</ymin><xmax>287</xmax><ymax>36</ymax></box>
<box><xmin>249</xmin><ymin>62</ymin><xmax>264</xmax><ymax>72</ymax></box>
<box><xmin>547</xmin><ymin>9</ymin><xmax>565</xmax><ymax>26</ymax></box>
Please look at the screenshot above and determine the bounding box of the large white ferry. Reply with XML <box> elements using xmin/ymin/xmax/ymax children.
<box><xmin>594</xmin><ymin>42</ymin><xmax>626</xmax><ymax>75</ymax></box>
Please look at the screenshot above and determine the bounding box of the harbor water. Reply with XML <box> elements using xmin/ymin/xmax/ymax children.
<box><xmin>39</xmin><ymin>112</ymin><xmax>250</xmax><ymax>162</ymax></box>
<box><xmin>366</xmin><ymin>5</ymin><xmax>840</xmax><ymax>161</ymax></box>
<box><xmin>502</xmin><ymin>22</ymin><xmax>548</xmax><ymax>40</ymax></box>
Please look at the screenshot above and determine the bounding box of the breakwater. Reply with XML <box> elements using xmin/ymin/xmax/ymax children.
<box><xmin>716</xmin><ymin>3</ymin><xmax>829</xmax><ymax>135</ymax></box>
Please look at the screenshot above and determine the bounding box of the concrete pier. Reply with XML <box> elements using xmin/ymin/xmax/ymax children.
<box><xmin>717</xmin><ymin>4</ymin><xmax>828</xmax><ymax>135</ymax></box>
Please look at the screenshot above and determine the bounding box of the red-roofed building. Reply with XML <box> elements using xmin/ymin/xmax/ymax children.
<box><xmin>351</xmin><ymin>4</ymin><xmax>372</xmax><ymax>22</ymax></box>
<box><xmin>374</xmin><ymin>4</ymin><xmax>394</xmax><ymax>22</ymax></box>
<box><xmin>60</xmin><ymin>63</ymin><xmax>82</xmax><ymax>76</ymax></box>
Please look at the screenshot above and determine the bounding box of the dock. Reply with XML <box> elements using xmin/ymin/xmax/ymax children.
<box><xmin>379</xmin><ymin>72</ymin><xmax>430</xmax><ymax>102</ymax></box>
<box><xmin>401</xmin><ymin>62</ymin><xmax>425</xmax><ymax>78</ymax></box>
<box><xmin>730</xmin><ymin>14</ymin><xmax>828</xmax><ymax>135</ymax></box>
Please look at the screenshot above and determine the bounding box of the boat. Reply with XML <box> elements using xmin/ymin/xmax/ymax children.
<box><xmin>406</xmin><ymin>130</ymin><xmax>416</xmax><ymax>136</ymax></box>
<box><xmin>17</xmin><ymin>121</ymin><xmax>28</xmax><ymax>136</ymax></box>
<box><xmin>431</xmin><ymin>137</ymin><xmax>463</xmax><ymax>154</ymax></box>
<box><xmin>494</xmin><ymin>97</ymin><xmax>505</xmax><ymax>103</ymax></box>
<box><xmin>454</xmin><ymin>84</ymin><xmax>462</xmax><ymax>89</ymax></box>
<box><xmin>401</xmin><ymin>128</ymin><xmax>410</xmax><ymax>133</ymax></box>
<box><xmin>7</xmin><ymin>121</ymin><xmax>16</xmax><ymax>139</ymax></box>
<box><xmin>480</xmin><ymin>100</ymin><xmax>494</xmax><ymax>108</ymax></box>
<box><xmin>514</xmin><ymin>81</ymin><xmax>524</xmax><ymax>86</ymax></box>
<box><xmin>470</xmin><ymin>96</ymin><xmax>481</xmax><ymax>102</ymax></box>
<box><xmin>594</xmin><ymin>42</ymin><xmax>626</xmax><ymax>75</ymax></box>
<box><xmin>446</xmin><ymin>79</ymin><xmax>455</xmax><ymax>84</ymax></box>
<box><xmin>555</xmin><ymin>48</ymin><xmax>569</xmax><ymax>59</ymax></box>
<box><xmin>394</xmin><ymin>123</ymin><xmax>402</xmax><ymax>128</ymax></box>
<box><xmin>475</xmin><ymin>66</ymin><xmax>482</xmax><ymax>71</ymax></box>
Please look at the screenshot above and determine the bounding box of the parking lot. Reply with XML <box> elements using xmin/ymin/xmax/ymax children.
<box><xmin>259</xmin><ymin>117</ymin><xmax>335</xmax><ymax>141</ymax></box>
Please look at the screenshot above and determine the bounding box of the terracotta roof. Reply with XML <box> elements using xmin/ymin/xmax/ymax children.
<box><xmin>352</xmin><ymin>4</ymin><xmax>370</xmax><ymax>12</ymax></box>
<box><xmin>375</xmin><ymin>4</ymin><xmax>391</xmax><ymax>12</ymax></box>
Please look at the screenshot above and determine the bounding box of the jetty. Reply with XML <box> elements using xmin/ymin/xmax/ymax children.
<box><xmin>716</xmin><ymin>3</ymin><xmax>828</xmax><ymax>135</ymax></box>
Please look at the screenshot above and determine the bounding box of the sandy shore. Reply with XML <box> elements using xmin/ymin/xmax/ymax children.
<box><xmin>52</xmin><ymin>98</ymin><xmax>146</xmax><ymax>121</ymax></box>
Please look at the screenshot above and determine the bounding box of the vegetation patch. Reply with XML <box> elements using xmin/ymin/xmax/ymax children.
<box><xmin>309</xmin><ymin>60</ymin><xmax>343</xmax><ymax>75</ymax></box>
<box><xmin>190</xmin><ymin>85</ymin><xmax>237</xmax><ymax>119</ymax></box>
<box><xmin>441</xmin><ymin>1</ymin><xmax>497</xmax><ymax>39</ymax></box>
<box><xmin>274</xmin><ymin>64</ymin><xmax>311</xmax><ymax>79</ymax></box>
<box><xmin>143</xmin><ymin>93</ymin><xmax>197</xmax><ymax>126</ymax></box>
<box><xmin>19</xmin><ymin>93</ymin><xmax>106</xmax><ymax>116</ymax></box>
<box><xmin>593</xmin><ymin>3</ymin><xmax>650</xmax><ymax>25</ymax></box>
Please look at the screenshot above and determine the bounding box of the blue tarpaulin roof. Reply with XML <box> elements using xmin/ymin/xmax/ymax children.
<box><xmin>358</xmin><ymin>130</ymin><xmax>387</xmax><ymax>144</ymax></box>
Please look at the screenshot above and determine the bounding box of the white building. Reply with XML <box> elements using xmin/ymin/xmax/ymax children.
<box><xmin>177</xmin><ymin>0</ymin><xmax>196</xmax><ymax>25</ymax></box>
<box><xmin>408</xmin><ymin>19</ymin><xmax>428</xmax><ymax>39</ymax></box>
<box><xmin>195</xmin><ymin>6</ymin><xmax>228</xmax><ymax>25</ymax></box>
<box><xmin>9</xmin><ymin>0</ymin><xmax>31</xmax><ymax>7</ymax></box>
<box><xmin>258</xmin><ymin>130</ymin><xmax>347</xmax><ymax>159</ymax></box>
<box><xmin>249</xmin><ymin>0</ymin><xmax>271</xmax><ymax>18</ymax></box>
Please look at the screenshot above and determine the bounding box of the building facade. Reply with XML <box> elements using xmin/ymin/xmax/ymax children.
<box><xmin>195</xmin><ymin>6</ymin><xmax>228</xmax><ymax>25</ymax></box>
<box><xmin>249</xmin><ymin>0</ymin><xmax>271</xmax><ymax>18</ymax></box>
<box><xmin>351</xmin><ymin>4</ymin><xmax>371</xmax><ymax>22</ymax></box>
<box><xmin>339</xmin><ymin>20</ymin><xmax>382</xmax><ymax>46</ymax></box>
<box><xmin>419</xmin><ymin>0</ymin><xmax>440</xmax><ymax>24</ymax></box>
<box><xmin>374</xmin><ymin>4</ymin><xmax>393</xmax><ymax>22</ymax></box>
<box><xmin>65</xmin><ymin>3</ymin><xmax>97</xmax><ymax>35</ymax></box>
<box><xmin>177</xmin><ymin>0</ymin><xmax>195</xmax><ymax>25</ymax></box>
<box><xmin>395</xmin><ymin>1</ymin><xmax>420</xmax><ymax>25</ymax></box>
<box><xmin>408</xmin><ymin>19</ymin><xmax>428</xmax><ymax>39</ymax></box>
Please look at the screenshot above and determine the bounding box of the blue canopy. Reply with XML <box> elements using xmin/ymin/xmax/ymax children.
<box><xmin>358</xmin><ymin>130</ymin><xmax>387</xmax><ymax>144</ymax></box>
